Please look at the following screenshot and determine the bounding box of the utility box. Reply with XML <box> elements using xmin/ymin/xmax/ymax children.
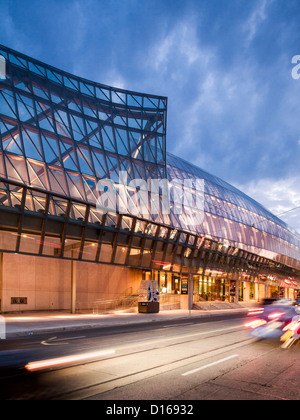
<box><xmin>138</xmin><ymin>301</ymin><xmax>159</xmax><ymax>313</ymax></box>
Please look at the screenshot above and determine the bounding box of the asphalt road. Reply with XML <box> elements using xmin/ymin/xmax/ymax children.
<box><xmin>0</xmin><ymin>313</ymin><xmax>299</xmax><ymax>401</ymax></box>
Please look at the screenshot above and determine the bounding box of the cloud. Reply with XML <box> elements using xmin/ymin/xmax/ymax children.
<box><xmin>101</xmin><ymin>68</ymin><xmax>127</xmax><ymax>90</ymax></box>
<box><xmin>243</xmin><ymin>0</ymin><xmax>270</xmax><ymax>43</ymax></box>
<box><xmin>144</xmin><ymin>17</ymin><xmax>212</xmax><ymax>88</ymax></box>
<box><xmin>238</xmin><ymin>176</ymin><xmax>300</xmax><ymax>234</ymax></box>
<box><xmin>0</xmin><ymin>5</ymin><xmax>37</xmax><ymax>55</ymax></box>
<box><xmin>150</xmin><ymin>19</ymin><xmax>205</xmax><ymax>74</ymax></box>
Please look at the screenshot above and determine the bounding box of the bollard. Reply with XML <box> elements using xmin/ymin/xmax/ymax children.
<box><xmin>0</xmin><ymin>315</ymin><xmax>6</xmax><ymax>340</ymax></box>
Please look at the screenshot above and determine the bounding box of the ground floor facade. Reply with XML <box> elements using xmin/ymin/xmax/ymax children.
<box><xmin>0</xmin><ymin>252</ymin><xmax>299</xmax><ymax>313</ymax></box>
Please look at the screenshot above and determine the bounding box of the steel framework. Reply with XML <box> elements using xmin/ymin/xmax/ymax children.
<box><xmin>0</xmin><ymin>45</ymin><xmax>299</xmax><ymax>290</ymax></box>
<box><xmin>0</xmin><ymin>177</ymin><xmax>298</xmax><ymax>288</ymax></box>
<box><xmin>0</xmin><ymin>45</ymin><xmax>167</xmax><ymax>221</ymax></box>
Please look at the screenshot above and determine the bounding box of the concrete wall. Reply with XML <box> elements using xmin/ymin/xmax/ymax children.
<box><xmin>1</xmin><ymin>250</ymin><xmax>298</xmax><ymax>313</ymax></box>
<box><xmin>75</xmin><ymin>261</ymin><xmax>141</xmax><ymax>310</ymax></box>
<box><xmin>0</xmin><ymin>253</ymin><xmax>142</xmax><ymax>313</ymax></box>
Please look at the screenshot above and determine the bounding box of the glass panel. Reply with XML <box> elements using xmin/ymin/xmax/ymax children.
<box><xmin>63</xmin><ymin>237</ymin><xmax>81</xmax><ymax>259</ymax></box>
<box><xmin>0</xmin><ymin>230</ymin><xmax>17</xmax><ymax>251</ymax></box>
<box><xmin>88</xmin><ymin>208</ymin><xmax>102</xmax><ymax>225</ymax></box>
<box><xmin>25</xmin><ymin>189</ymin><xmax>47</xmax><ymax>213</ymax></box>
<box><xmin>114</xmin><ymin>246</ymin><xmax>128</xmax><ymax>265</ymax></box>
<box><xmin>48</xmin><ymin>197</ymin><xmax>69</xmax><ymax>218</ymax></box>
<box><xmin>120</xmin><ymin>216</ymin><xmax>133</xmax><ymax>231</ymax></box>
<box><xmin>158</xmin><ymin>226</ymin><xmax>168</xmax><ymax>240</ymax></box>
<box><xmin>140</xmin><ymin>238</ymin><xmax>153</xmax><ymax>268</ymax></box>
<box><xmin>164</xmin><ymin>243</ymin><xmax>175</xmax><ymax>263</ymax></box>
<box><xmin>19</xmin><ymin>233</ymin><xmax>40</xmax><ymax>254</ymax></box>
<box><xmin>98</xmin><ymin>243</ymin><xmax>113</xmax><ymax>263</ymax></box>
<box><xmin>42</xmin><ymin>235</ymin><xmax>62</xmax><ymax>257</ymax></box>
<box><xmin>127</xmin><ymin>247</ymin><xmax>141</xmax><ymax>266</ymax></box>
<box><xmin>82</xmin><ymin>240</ymin><xmax>97</xmax><ymax>261</ymax></box>
<box><xmin>145</xmin><ymin>223</ymin><xmax>157</xmax><ymax>237</ymax></box>
<box><xmin>153</xmin><ymin>241</ymin><xmax>164</xmax><ymax>263</ymax></box>
<box><xmin>134</xmin><ymin>220</ymin><xmax>146</xmax><ymax>234</ymax></box>
<box><xmin>69</xmin><ymin>202</ymin><xmax>86</xmax><ymax>221</ymax></box>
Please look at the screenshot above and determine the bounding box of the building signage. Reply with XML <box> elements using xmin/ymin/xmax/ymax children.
<box><xmin>181</xmin><ymin>278</ymin><xmax>188</xmax><ymax>295</ymax></box>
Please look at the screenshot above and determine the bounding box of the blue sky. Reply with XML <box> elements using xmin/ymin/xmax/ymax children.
<box><xmin>1</xmin><ymin>0</ymin><xmax>300</xmax><ymax>231</ymax></box>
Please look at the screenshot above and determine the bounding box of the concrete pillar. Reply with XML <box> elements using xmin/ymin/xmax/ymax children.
<box><xmin>188</xmin><ymin>274</ymin><xmax>193</xmax><ymax>312</ymax></box>
<box><xmin>71</xmin><ymin>260</ymin><xmax>77</xmax><ymax>314</ymax></box>
<box><xmin>235</xmin><ymin>280</ymin><xmax>240</xmax><ymax>303</ymax></box>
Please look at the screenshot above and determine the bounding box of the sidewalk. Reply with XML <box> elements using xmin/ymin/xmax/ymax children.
<box><xmin>1</xmin><ymin>306</ymin><xmax>251</xmax><ymax>338</ymax></box>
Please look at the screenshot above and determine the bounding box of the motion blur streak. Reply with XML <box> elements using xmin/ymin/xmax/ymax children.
<box><xmin>247</xmin><ymin>308</ymin><xmax>264</xmax><ymax>316</ymax></box>
<box><xmin>267</xmin><ymin>312</ymin><xmax>284</xmax><ymax>320</ymax></box>
<box><xmin>282</xmin><ymin>321</ymin><xmax>300</xmax><ymax>332</ymax></box>
<box><xmin>245</xmin><ymin>319</ymin><xmax>267</xmax><ymax>329</ymax></box>
<box><xmin>25</xmin><ymin>350</ymin><xmax>116</xmax><ymax>371</ymax></box>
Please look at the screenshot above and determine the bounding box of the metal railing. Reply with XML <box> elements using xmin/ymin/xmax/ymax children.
<box><xmin>92</xmin><ymin>292</ymin><xmax>182</xmax><ymax>313</ymax></box>
<box><xmin>92</xmin><ymin>288</ymin><xmax>139</xmax><ymax>314</ymax></box>
<box><xmin>159</xmin><ymin>293</ymin><xmax>181</xmax><ymax>305</ymax></box>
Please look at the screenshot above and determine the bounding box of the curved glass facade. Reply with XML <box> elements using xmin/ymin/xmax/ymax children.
<box><xmin>167</xmin><ymin>153</ymin><xmax>300</xmax><ymax>270</ymax></box>
<box><xmin>0</xmin><ymin>44</ymin><xmax>167</xmax><ymax>210</ymax></box>
<box><xmin>0</xmin><ymin>44</ymin><xmax>299</xmax><ymax>287</ymax></box>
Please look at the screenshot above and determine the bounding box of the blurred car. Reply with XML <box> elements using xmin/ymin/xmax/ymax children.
<box><xmin>245</xmin><ymin>299</ymin><xmax>299</xmax><ymax>341</ymax></box>
<box><xmin>261</xmin><ymin>297</ymin><xmax>280</xmax><ymax>306</ymax></box>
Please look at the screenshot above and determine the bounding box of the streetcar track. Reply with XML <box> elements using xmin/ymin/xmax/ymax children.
<box><xmin>0</xmin><ymin>324</ymin><xmax>247</xmax><ymax>380</ymax></box>
<box><xmin>2</xmin><ymin>329</ymin><xmax>286</xmax><ymax>400</ymax></box>
<box><xmin>0</xmin><ymin>325</ymin><xmax>251</xmax><ymax>399</ymax></box>
<box><xmin>60</xmin><ymin>336</ymin><xmax>257</xmax><ymax>400</ymax></box>
<box><xmin>0</xmin><ymin>322</ymin><xmax>244</xmax><ymax>376</ymax></box>
<box><xmin>0</xmin><ymin>319</ymin><xmax>257</xmax><ymax>400</ymax></box>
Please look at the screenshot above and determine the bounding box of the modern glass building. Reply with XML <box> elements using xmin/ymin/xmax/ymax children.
<box><xmin>0</xmin><ymin>44</ymin><xmax>299</xmax><ymax>313</ymax></box>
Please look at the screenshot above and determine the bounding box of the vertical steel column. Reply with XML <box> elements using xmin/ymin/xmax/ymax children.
<box><xmin>71</xmin><ymin>259</ymin><xmax>77</xmax><ymax>314</ymax></box>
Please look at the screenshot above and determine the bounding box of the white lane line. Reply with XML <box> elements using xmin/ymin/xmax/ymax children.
<box><xmin>41</xmin><ymin>336</ymin><xmax>86</xmax><ymax>346</ymax></box>
<box><xmin>181</xmin><ymin>354</ymin><xmax>239</xmax><ymax>377</ymax></box>
<box><xmin>163</xmin><ymin>323</ymin><xmax>194</xmax><ymax>328</ymax></box>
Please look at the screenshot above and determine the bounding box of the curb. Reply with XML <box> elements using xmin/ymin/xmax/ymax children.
<box><xmin>4</xmin><ymin>308</ymin><xmax>250</xmax><ymax>338</ymax></box>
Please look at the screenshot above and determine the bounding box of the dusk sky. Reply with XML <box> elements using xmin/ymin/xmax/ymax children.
<box><xmin>1</xmin><ymin>0</ymin><xmax>300</xmax><ymax>232</ymax></box>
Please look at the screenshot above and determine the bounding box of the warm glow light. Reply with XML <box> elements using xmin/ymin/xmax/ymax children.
<box><xmin>268</xmin><ymin>312</ymin><xmax>284</xmax><ymax>320</ymax></box>
<box><xmin>152</xmin><ymin>260</ymin><xmax>173</xmax><ymax>267</ymax></box>
<box><xmin>25</xmin><ymin>349</ymin><xmax>115</xmax><ymax>371</ymax></box>
<box><xmin>247</xmin><ymin>308</ymin><xmax>264</xmax><ymax>316</ymax></box>
<box><xmin>245</xmin><ymin>319</ymin><xmax>267</xmax><ymax>329</ymax></box>
<box><xmin>282</xmin><ymin>321</ymin><xmax>300</xmax><ymax>332</ymax></box>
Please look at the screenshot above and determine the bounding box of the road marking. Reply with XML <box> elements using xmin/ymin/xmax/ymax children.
<box><xmin>181</xmin><ymin>354</ymin><xmax>239</xmax><ymax>376</ymax></box>
<box><xmin>113</xmin><ymin>325</ymin><xmax>242</xmax><ymax>352</ymax></box>
<box><xmin>27</xmin><ymin>326</ymin><xmax>241</xmax><ymax>372</ymax></box>
<box><xmin>41</xmin><ymin>336</ymin><xmax>86</xmax><ymax>346</ymax></box>
<box><xmin>163</xmin><ymin>323</ymin><xmax>194</xmax><ymax>328</ymax></box>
